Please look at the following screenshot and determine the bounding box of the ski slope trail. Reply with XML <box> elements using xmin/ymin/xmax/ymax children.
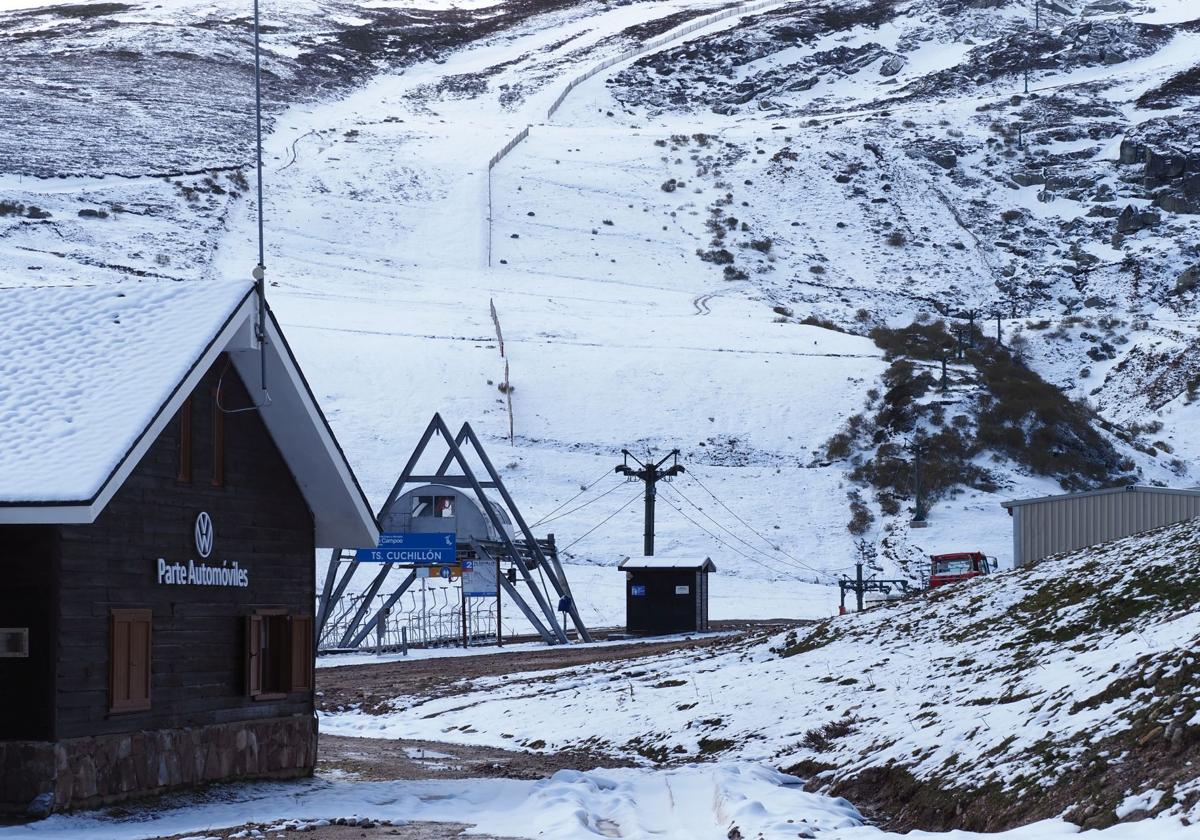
<box><xmin>209</xmin><ymin>0</ymin><xmax>914</xmax><ymax>629</ymax></box>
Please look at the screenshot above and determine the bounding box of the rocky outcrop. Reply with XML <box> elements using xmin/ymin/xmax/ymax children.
<box><xmin>1116</xmin><ymin>204</ymin><xmax>1161</xmax><ymax>233</ymax></box>
<box><xmin>1119</xmin><ymin>117</ymin><xmax>1200</xmax><ymax>216</ymax></box>
<box><xmin>1176</xmin><ymin>264</ymin><xmax>1200</xmax><ymax>295</ymax></box>
<box><xmin>878</xmin><ymin>54</ymin><xmax>906</xmax><ymax>77</ymax></box>
<box><xmin>906</xmin><ymin>19</ymin><xmax>1172</xmax><ymax>97</ymax></box>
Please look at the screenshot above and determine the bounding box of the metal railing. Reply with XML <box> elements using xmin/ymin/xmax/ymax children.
<box><xmin>319</xmin><ymin>585</ymin><xmax>502</xmax><ymax>650</ymax></box>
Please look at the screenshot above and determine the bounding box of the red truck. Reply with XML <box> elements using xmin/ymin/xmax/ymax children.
<box><xmin>928</xmin><ymin>552</ymin><xmax>997</xmax><ymax>588</ymax></box>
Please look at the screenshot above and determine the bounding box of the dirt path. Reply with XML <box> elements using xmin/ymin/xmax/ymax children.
<box><xmin>315</xmin><ymin>621</ymin><xmax>800</xmax><ymax>716</ymax></box>
<box><xmin>319</xmin><ymin>734</ymin><xmax>632</xmax><ymax>781</ymax></box>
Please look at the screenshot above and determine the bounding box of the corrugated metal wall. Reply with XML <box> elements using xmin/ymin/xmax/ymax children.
<box><xmin>1013</xmin><ymin>490</ymin><xmax>1200</xmax><ymax>566</ymax></box>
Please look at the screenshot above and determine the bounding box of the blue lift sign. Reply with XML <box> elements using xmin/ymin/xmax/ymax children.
<box><xmin>356</xmin><ymin>532</ymin><xmax>456</xmax><ymax>564</ymax></box>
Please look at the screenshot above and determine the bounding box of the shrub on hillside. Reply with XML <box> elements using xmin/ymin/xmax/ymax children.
<box><xmin>831</xmin><ymin>320</ymin><xmax>1132</xmax><ymax>519</ymax></box>
<box><xmin>869</xmin><ymin>320</ymin><xmax>953</xmax><ymax>361</ymax></box>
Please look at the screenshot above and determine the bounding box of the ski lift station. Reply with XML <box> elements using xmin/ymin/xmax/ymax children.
<box><xmin>619</xmin><ymin>557</ymin><xmax>715</xmax><ymax>635</ymax></box>
<box><xmin>1002</xmin><ymin>485</ymin><xmax>1200</xmax><ymax>567</ymax></box>
<box><xmin>384</xmin><ymin>484</ymin><xmax>514</xmax><ymax>542</ymax></box>
<box><xmin>316</xmin><ymin>414</ymin><xmax>593</xmax><ymax>653</ymax></box>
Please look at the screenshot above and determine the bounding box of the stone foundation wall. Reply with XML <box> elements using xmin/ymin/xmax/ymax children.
<box><xmin>0</xmin><ymin>713</ymin><xmax>317</xmax><ymax>816</ymax></box>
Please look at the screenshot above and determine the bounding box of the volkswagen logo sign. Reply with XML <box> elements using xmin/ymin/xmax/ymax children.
<box><xmin>194</xmin><ymin>512</ymin><xmax>214</xmax><ymax>559</ymax></box>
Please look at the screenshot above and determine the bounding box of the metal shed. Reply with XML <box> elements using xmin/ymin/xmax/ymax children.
<box><xmin>1001</xmin><ymin>485</ymin><xmax>1200</xmax><ymax>567</ymax></box>
<box><xmin>618</xmin><ymin>557</ymin><xmax>715</xmax><ymax>635</ymax></box>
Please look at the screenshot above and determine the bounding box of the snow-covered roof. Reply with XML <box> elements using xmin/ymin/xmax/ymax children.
<box><xmin>1001</xmin><ymin>484</ymin><xmax>1200</xmax><ymax>509</ymax></box>
<box><xmin>619</xmin><ymin>557</ymin><xmax>716</xmax><ymax>572</ymax></box>
<box><xmin>0</xmin><ymin>280</ymin><xmax>378</xmax><ymax>547</ymax></box>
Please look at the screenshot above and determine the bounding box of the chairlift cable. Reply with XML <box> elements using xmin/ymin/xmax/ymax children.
<box><xmin>657</xmin><ymin>486</ymin><xmax>798</xmax><ymax>577</ymax></box>
<box><xmin>665</xmin><ymin>482</ymin><xmax>819</xmax><ymax>575</ymax></box>
<box><xmin>655</xmin><ymin>490</ymin><xmax>801</xmax><ymax>579</ymax></box>
<box><xmin>534</xmin><ymin>563</ymin><xmax>555</xmax><ymax>616</ymax></box>
<box><xmin>531</xmin><ymin>466</ymin><xmax>620</xmax><ymax>527</ymax></box>
<box><xmin>664</xmin><ymin>481</ymin><xmax>835</xmax><ymax>580</ymax></box>
<box><xmin>533</xmin><ymin>477</ymin><xmax>625</xmax><ymax>528</ymax></box>
<box><xmin>684</xmin><ymin>472</ymin><xmax>851</xmax><ymax>577</ymax></box>
<box><xmin>684</xmin><ymin>472</ymin><xmax>789</xmax><ymax>552</ymax></box>
<box><xmin>561</xmin><ymin>490</ymin><xmax>644</xmax><ymax>553</ymax></box>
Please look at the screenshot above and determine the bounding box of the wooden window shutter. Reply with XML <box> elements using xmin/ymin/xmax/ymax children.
<box><xmin>211</xmin><ymin>387</ymin><xmax>225</xmax><ymax>487</ymax></box>
<box><xmin>290</xmin><ymin>616</ymin><xmax>313</xmax><ymax>693</ymax></box>
<box><xmin>109</xmin><ymin>609</ymin><xmax>151</xmax><ymax>713</ymax></box>
<box><xmin>109</xmin><ymin>616</ymin><xmax>129</xmax><ymax>708</ymax></box>
<box><xmin>177</xmin><ymin>400</ymin><xmax>192</xmax><ymax>483</ymax></box>
<box><xmin>246</xmin><ymin>615</ymin><xmax>263</xmax><ymax>698</ymax></box>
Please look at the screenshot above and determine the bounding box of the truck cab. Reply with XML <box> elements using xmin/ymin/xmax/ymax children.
<box><xmin>928</xmin><ymin>552</ymin><xmax>996</xmax><ymax>588</ymax></box>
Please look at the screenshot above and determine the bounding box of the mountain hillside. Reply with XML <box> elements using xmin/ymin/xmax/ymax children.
<box><xmin>1</xmin><ymin>0</ymin><xmax>1198</xmax><ymax>614</ymax></box>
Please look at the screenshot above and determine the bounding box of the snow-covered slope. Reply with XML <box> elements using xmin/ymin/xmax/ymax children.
<box><xmin>321</xmin><ymin>516</ymin><xmax>1200</xmax><ymax>832</ymax></box>
<box><xmin>2</xmin><ymin>0</ymin><xmax>1199</xmax><ymax>613</ymax></box>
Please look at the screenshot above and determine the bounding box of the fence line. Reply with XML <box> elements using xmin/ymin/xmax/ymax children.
<box><xmin>485</xmin><ymin>0</ymin><xmax>787</xmax><ymax>265</ymax></box>
<box><xmin>545</xmin><ymin>0</ymin><xmax>784</xmax><ymax>121</ymax></box>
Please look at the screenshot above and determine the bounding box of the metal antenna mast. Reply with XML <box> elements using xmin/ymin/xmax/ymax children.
<box><xmin>252</xmin><ymin>0</ymin><xmax>269</xmax><ymax>395</ymax></box>
<box><xmin>615</xmin><ymin>449</ymin><xmax>684</xmax><ymax>556</ymax></box>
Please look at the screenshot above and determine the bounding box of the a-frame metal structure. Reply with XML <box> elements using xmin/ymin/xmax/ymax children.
<box><xmin>316</xmin><ymin>414</ymin><xmax>592</xmax><ymax>648</ymax></box>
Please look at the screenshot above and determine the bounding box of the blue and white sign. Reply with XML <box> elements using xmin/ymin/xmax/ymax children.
<box><xmin>631</xmin><ymin>585</ymin><xmax>646</xmax><ymax>597</ymax></box>
<box><xmin>356</xmin><ymin>532</ymin><xmax>456</xmax><ymax>564</ymax></box>
<box><xmin>464</xmin><ymin>559</ymin><xmax>497</xmax><ymax>598</ymax></box>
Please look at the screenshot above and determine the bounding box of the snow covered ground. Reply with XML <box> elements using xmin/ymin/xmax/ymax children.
<box><xmin>3</xmin><ymin>764</ymin><xmax>1198</xmax><ymax>840</ymax></box>
<box><xmin>319</xmin><ymin>518</ymin><xmax>1200</xmax><ymax>830</ymax></box>
<box><xmin>205</xmin><ymin>0</ymin><xmax>1198</xmax><ymax>606</ymax></box>
<box><xmin>202</xmin><ymin>0</ymin><xmax>930</xmax><ymax>626</ymax></box>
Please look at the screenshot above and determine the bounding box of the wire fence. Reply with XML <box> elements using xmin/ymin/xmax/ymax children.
<box><xmin>485</xmin><ymin>0</ymin><xmax>788</xmax><ymax>265</ymax></box>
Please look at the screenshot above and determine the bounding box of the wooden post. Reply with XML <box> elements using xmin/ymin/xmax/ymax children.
<box><xmin>496</xmin><ymin>556</ymin><xmax>503</xmax><ymax>647</ymax></box>
<box><xmin>461</xmin><ymin>584</ymin><xmax>468</xmax><ymax>649</ymax></box>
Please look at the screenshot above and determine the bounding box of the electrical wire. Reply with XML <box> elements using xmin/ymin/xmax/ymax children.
<box><xmin>561</xmin><ymin>490</ymin><xmax>644</xmax><ymax>553</ymax></box>
<box><xmin>214</xmin><ymin>358</ymin><xmax>262</xmax><ymax>415</ymax></box>
<box><xmin>531</xmin><ymin>466</ymin><xmax>618</xmax><ymax>527</ymax></box>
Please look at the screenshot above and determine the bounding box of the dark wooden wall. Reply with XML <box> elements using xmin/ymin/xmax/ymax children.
<box><xmin>0</xmin><ymin>525</ymin><xmax>57</xmax><ymax>740</ymax></box>
<box><xmin>55</xmin><ymin>356</ymin><xmax>315</xmax><ymax>740</ymax></box>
